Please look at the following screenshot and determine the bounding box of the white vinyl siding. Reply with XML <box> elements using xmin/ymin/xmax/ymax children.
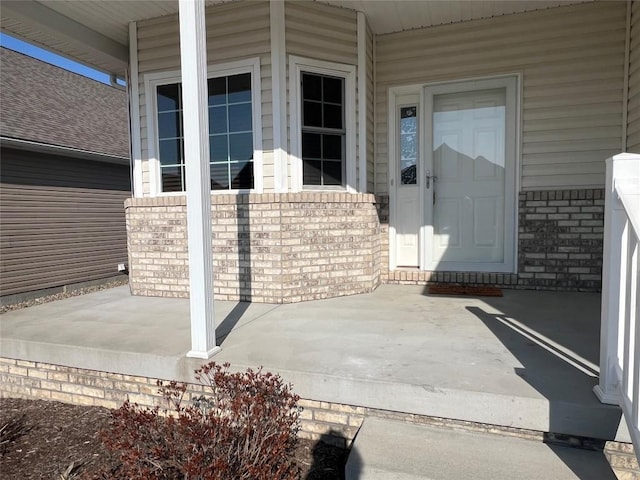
<box><xmin>136</xmin><ymin>1</ymin><xmax>272</xmax><ymax>195</ymax></box>
<box><xmin>375</xmin><ymin>1</ymin><xmax>627</xmax><ymax>194</ymax></box>
<box><xmin>285</xmin><ymin>0</ymin><xmax>357</xmax><ymax>190</ymax></box>
<box><xmin>628</xmin><ymin>0</ymin><xmax>640</xmax><ymax>153</ymax></box>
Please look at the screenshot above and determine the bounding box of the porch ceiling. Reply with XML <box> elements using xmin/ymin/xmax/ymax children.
<box><xmin>1</xmin><ymin>0</ymin><xmax>593</xmax><ymax>76</ymax></box>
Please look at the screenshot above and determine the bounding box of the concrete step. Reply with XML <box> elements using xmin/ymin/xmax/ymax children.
<box><xmin>345</xmin><ymin>417</ymin><xmax>617</xmax><ymax>480</ymax></box>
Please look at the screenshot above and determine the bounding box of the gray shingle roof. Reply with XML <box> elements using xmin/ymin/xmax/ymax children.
<box><xmin>0</xmin><ymin>47</ymin><xmax>129</xmax><ymax>159</ymax></box>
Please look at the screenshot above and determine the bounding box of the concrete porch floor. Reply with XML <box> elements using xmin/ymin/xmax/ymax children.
<box><xmin>0</xmin><ymin>284</ymin><xmax>625</xmax><ymax>441</ymax></box>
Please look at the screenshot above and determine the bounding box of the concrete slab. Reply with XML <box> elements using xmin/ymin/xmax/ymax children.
<box><xmin>346</xmin><ymin>417</ymin><xmax>617</xmax><ymax>480</ymax></box>
<box><xmin>0</xmin><ymin>284</ymin><xmax>624</xmax><ymax>440</ymax></box>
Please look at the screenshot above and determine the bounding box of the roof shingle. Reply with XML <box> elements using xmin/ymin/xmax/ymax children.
<box><xmin>0</xmin><ymin>47</ymin><xmax>129</xmax><ymax>158</ymax></box>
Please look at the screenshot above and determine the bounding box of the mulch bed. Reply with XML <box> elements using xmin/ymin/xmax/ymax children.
<box><xmin>0</xmin><ymin>398</ymin><xmax>347</xmax><ymax>479</ymax></box>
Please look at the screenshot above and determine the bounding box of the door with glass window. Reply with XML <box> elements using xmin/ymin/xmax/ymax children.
<box><xmin>394</xmin><ymin>95</ymin><xmax>421</xmax><ymax>267</ymax></box>
<box><xmin>423</xmin><ymin>78</ymin><xmax>516</xmax><ymax>272</ymax></box>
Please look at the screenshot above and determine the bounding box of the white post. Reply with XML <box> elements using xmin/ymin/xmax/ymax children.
<box><xmin>179</xmin><ymin>0</ymin><xmax>219</xmax><ymax>359</ymax></box>
<box><xmin>594</xmin><ymin>153</ymin><xmax>639</xmax><ymax>403</ymax></box>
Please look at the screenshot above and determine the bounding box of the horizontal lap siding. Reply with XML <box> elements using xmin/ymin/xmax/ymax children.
<box><xmin>375</xmin><ymin>2</ymin><xmax>626</xmax><ymax>195</ymax></box>
<box><xmin>285</xmin><ymin>1</ymin><xmax>358</xmax><ymax>187</ymax></box>
<box><xmin>136</xmin><ymin>1</ymin><xmax>272</xmax><ymax>194</ymax></box>
<box><xmin>628</xmin><ymin>0</ymin><xmax>640</xmax><ymax>152</ymax></box>
<box><xmin>0</xmin><ymin>148</ymin><xmax>130</xmax><ymax>296</ymax></box>
<box><xmin>285</xmin><ymin>1</ymin><xmax>357</xmax><ymax>65</ymax></box>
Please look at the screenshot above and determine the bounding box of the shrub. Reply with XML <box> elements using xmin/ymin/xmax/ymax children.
<box><xmin>95</xmin><ymin>362</ymin><xmax>301</xmax><ymax>480</ymax></box>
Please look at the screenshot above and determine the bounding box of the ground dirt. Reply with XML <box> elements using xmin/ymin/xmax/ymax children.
<box><xmin>0</xmin><ymin>398</ymin><xmax>348</xmax><ymax>479</ymax></box>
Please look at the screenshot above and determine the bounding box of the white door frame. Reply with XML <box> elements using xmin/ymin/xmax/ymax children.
<box><xmin>389</xmin><ymin>74</ymin><xmax>520</xmax><ymax>273</ymax></box>
<box><xmin>388</xmin><ymin>85</ymin><xmax>424</xmax><ymax>270</ymax></box>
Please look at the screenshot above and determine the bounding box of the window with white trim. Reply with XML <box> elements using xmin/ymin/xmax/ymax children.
<box><xmin>147</xmin><ymin>59</ymin><xmax>261</xmax><ymax>193</ymax></box>
<box><xmin>301</xmin><ymin>72</ymin><xmax>345</xmax><ymax>186</ymax></box>
<box><xmin>290</xmin><ymin>56</ymin><xmax>356</xmax><ymax>191</ymax></box>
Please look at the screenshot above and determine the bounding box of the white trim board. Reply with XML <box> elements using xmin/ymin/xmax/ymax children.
<box><xmin>270</xmin><ymin>0</ymin><xmax>287</xmax><ymax>192</ymax></box>
<box><xmin>357</xmin><ymin>11</ymin><xmax>367</xmax><ymax>193</ymax></box>
<box><xmin>128</xmin><ymin>21</ymin><xmax>143</xmax><ymax>198</ymax></box>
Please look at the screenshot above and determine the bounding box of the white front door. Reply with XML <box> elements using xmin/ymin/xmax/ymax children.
<box><xmin>423</xmin><ymin>77</ymin><xmax>517</xmax><ymax>272</ymax></box>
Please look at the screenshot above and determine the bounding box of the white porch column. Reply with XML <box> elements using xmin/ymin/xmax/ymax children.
<box><xmin>594</xmin><ymin>153</ymin><xmax>639</xmax><ymax>403</ymax></box>
<box><xmin>178</xmin><ymin>0</ymin><xmax>219</xmax><ymax>359</ymax></box>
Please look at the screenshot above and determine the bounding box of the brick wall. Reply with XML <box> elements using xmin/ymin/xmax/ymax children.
<box><xmin>125</xmin><ymin>193</ymin><xmax>380</xmax><ymax>303</ymax></box>
<box><xmin>126</xmin><ymin>188</ymin><xmax>603</xmax><ymax>300</ymax></box>
<box><xmin>3</xmin><ymin>356</ymin><xmax>638</xmax><ymax>478</ymax></box>
<box><xmin>376</xmin><ymin>188</ymin><xmax>605</xmax><ymax>292</ymax></box>
<box><xmin>604</xmin><ymin>442</ymin><xmax>640</xmax><ymax>480</ymax></box>
<box><xmin>0</xmin><ymin>358</ymin><xmax>364</xmax><ymax>446</ymax></box>
<box><xmin>605</xmin><ymin>441</ymin><xmax>640</xmax><ymax>480</ymax></box>
<box><xmin>518</xmin><ymin>189</ymin><xmax>604</xmax><ymax>291</ymax></box>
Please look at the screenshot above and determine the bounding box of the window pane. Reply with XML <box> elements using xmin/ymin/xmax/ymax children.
<box><xmin>303</xmin><ymin>101</ymin><xmax>322</xmax><ymax>128</ymax></box>
<box><xmin>230</xmin><ymin>161</ymin><xmax>254</xmax><ymax>189</ymax></box>
<box><xmin>323</xmin><ymin>134</ymin><xmax>342</xmax><ymax>160</ymax></box>
<box><xmin>229</xmin><ymin>133</ymin><xmax>253</xmax><ymax>161</ymax></box>
<box><xmin>158</xmin><ymin>111</ymin><xmax>181</xmax><ymax>138</ymax></box>
<box><xmin>209</xmin><ymin>135</ymin><xmax>228</xmax><ymax>162</ymax></box>
<box><xmin>209</xmin><ymin>106</ymin><xmax>228</xmax><ymax>134</ymax></box>
<box><xmin>400</xmin><ymin>106</ymin><xmax>417</xmax><ymax>132</ymax></box>
<box><xmin>210</xmin><ymin>162</ymin><xmax>229</xmax><ymax>190</ymax></box>
<box><xmin>323</xmin><ymin>76</ymin><xmax>342</xmax><ymax>104</ymax></box>
<box><xmin>400</xmin><ymin>106</ymin><xmax>418</xmax><ymax>185</ymax></box>
<box><xmin>323</xmin><ymin>104</ymin><xmax>342</xmax><ymax>129</ymax></box>
<box><xmin>401</xmin><ymin>134</ymin><xmax>417</xmax><ymax>161</ymax></box>
<box><xmin>228</xmin><ymin>103</ymin><xmax>252</xmax><ymax>132</ymax></box>
<box><xmin>228</xmin><ymin>73</ymin><xmax>251</xmax><ymax>103</ymax></box>
<box><xmin>323</xmin><ymin>160</ymin><xmax>342</xmax><ymax>185</ymax></box>
<box><xmin>159</xmin><ymin>139</ymin><xmax>182</xmax><ymax>166</ymax></box>
<box><xmin>157</xmin><ymin>84</ymin><xmax>180</xmax><ymax>111</ymax></box>
<box><xmin>208</xmin><ymin>77</ymin><xmax>226</xmax><ymax>106</ymax></box>
<box><xmin>300</xmin><ymin>72</ymin><xmax>346</xmax><ymax>187</ymax></box>
<box><xmin>162</xmin><ymin>166</ymin><xmax>182</xmax><ymax>191</ymax></box>
<box><xmin>302</xmin><ymin>73</ymin><xmax>322</xmax><ymax>101</ymax></box>
<box><xmin>159</xmin><ymin>72</ymin><xmax>254</xmax><ymax>193</ymax></box>
<box><xmin>303</xmin><ymin>160</ymin><xmax>321</xmax><ymax>185</ymax></box>
<box><xmin>302</xmin><ymin>132</ymin><xmax>321</xmax><ymax>159</ymax></box>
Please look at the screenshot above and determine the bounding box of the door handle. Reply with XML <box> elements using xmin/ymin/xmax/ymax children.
<box><xmin>425</xmin><ymin>171</ymin><xmax>438</xmax><ymax>189</ymax></box>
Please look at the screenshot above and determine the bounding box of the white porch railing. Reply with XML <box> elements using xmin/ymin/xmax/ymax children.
<box><xmin>594</xmin><ymin>153</ymin><xmax>640</xmax><ymax>456</ymax></box>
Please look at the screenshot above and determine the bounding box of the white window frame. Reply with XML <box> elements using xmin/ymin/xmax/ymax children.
<box><xmin>145</xmin><ymin>57</ymin><xmax>263</xmax><ymax>196</ymax></box>
<box><xmin>289</xmin><ymin>55</ymin><xmax>356</xmax><ymax>192</ymax></box>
